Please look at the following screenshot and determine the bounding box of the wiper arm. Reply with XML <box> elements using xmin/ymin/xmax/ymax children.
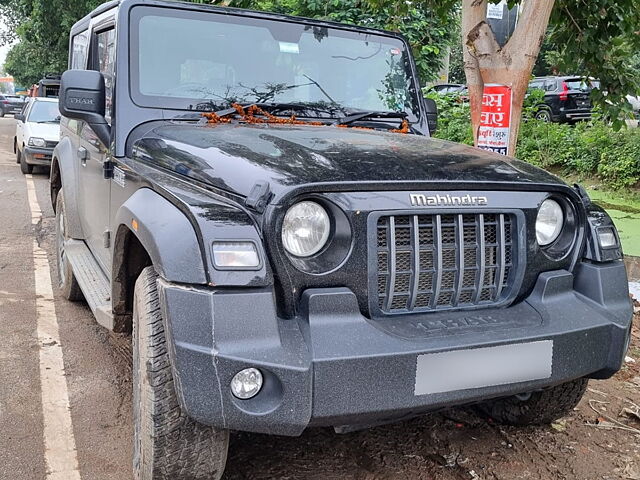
<box><xmin>336</xmin><ymin>110</ymin><xmax>408</xmax><ymax>126</ymax></box>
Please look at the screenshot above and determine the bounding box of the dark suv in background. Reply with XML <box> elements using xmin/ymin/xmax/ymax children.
<box><xmin>0</xmin><ymin>94</ymin><xmax>28</xmax><ymax>117</ymax></box>
<box><xmin>529</xmin><ymin>76</ymin><xmax>594</xmax><ymax>123</ymax></box>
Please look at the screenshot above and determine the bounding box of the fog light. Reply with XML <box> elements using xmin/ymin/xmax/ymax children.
<box><xmin>231</xmin><ymin>368</ymin><xmax>263</xmax><ymax>399</ymax></box>
<box><xmin>597</xmin><ymin>227</ymin><xmax>617</xmax><ymax>248</ymax></box>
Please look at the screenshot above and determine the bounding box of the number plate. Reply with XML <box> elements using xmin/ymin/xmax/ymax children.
<box><xmin>414</xmin><ymin>341</ymin><xmax>553</xmax><ymax>395</ymax></box>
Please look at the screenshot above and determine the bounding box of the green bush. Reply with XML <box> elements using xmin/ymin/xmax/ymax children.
<box><xmin>426</xmin><ymin>91</ymin><xmax>640</xmax><ymax>190</ymax></box>
<box><xmin>597</xmin><ymin>132</ymin><xmax>640</xmax><ymax>189</ymax></box>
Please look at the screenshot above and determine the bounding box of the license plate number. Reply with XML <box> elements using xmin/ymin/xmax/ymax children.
<box><xmin>414</xmin><ymin>341</ymin><xmax>553</xmax><ymax>395</ymax></box>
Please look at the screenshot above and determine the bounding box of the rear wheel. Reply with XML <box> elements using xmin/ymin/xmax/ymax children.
<box><xmin>55</xmin><ymin>191</ymin><xmax>83</xmax><ymax>301</ymax></box>
<box><xmin>16</xmin><ymin>146</ymin><xmax>21</xmax><ymax>164</ymax></box>
<box><xmin>133</xmin><ymin>266</ymin><xmax>229</xmax><ymax>480</ymax></box>
<box><xmin>534</xmin><ymin>109</ymin><xmax>553</xmax><ymax>122</ymax></box>
<box><xmin>478</xmin><ymin>378</ymin><xmax>588</xmax><ymax>426</ymax></box>
<box><xmin>19</xmin><ymin>150</ymin><xmax>33</xmax><ymax>174</ymax></box>
<box><xmin>0</xmin><ymin>107</ymin><xmax>5</xmax><ymax>118</ymax></box>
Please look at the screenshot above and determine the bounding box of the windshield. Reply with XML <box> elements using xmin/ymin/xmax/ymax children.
<box><xmin>28</xmin><ymin>101</ymin><xmax>60</xmax><ymax>123</ymax></box>
<box><xmin>131</xmin><ymin>7</ymin><xmax>421</xmax><ymax>121</ymax></box>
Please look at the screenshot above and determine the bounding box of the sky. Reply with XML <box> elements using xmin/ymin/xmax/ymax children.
<box><xmin>0</xmin><ymin>19</ymin><xmax>12</xmax><ymax>71</ymax></box>
<box><xmin>0</xmin><ymin>44</ymin><xmax>10</xmax><ymax>69</ymax></box>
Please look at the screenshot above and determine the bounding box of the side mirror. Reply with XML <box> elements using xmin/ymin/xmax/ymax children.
<box><xmin>59</xmin><ymin>70</ymin><xmax>110</xmax><ymax>146</ymax></box>
<box><xmin>424</xmin><ymin>97</ymin><xmax>438</xmax><ymax>135</ymax></box>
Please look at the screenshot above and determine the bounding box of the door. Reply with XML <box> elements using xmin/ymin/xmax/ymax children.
<box><xmin>15</xmin><ymin>100</ymin><xmax>31</xmax><ymax>151</ymax></box>
<box><xmin>78</xmin><ymin>25</ymin><xmax>116</xmax><ymax>273</ymax></box>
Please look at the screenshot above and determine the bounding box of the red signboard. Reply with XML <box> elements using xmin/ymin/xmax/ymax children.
<box><xmin>478</xmin><ymin>84</ymin><xmax>512</xmax><ymax>156</ymax></box>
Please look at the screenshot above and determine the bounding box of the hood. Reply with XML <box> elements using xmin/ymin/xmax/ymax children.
<box><xmin>133</xmin><ymin>122</ymin><xmax>565</xmax><ymax>201</ymax></box>
<box><xmin>26</xmin><ymin>122</ymin><xmax>60</xmax><ymax>142</ymax></box>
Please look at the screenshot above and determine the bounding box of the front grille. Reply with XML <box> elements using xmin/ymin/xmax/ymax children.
<box><xmin>45</xmin><ymin>140</ymin><xmax>58</xmax><ymax>149</ymax></box>
<box><xmin>374</xmin><ymin>213</ymin><xmax>516</xmax><ymax>314</ymax></box>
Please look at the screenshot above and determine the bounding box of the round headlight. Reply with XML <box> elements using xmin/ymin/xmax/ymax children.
<box><xmin>282</xmin><ymin>201</ymin><xmax>330</xmax><ymax>257</ymax></box>
<box><xmin>536</xmin><ymin>199</ymin><xmax>564</xmax><ymax>246</ymax></box>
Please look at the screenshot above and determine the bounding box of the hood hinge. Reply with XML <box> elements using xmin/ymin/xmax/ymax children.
<box><xmin>245</xmin><ymin>181</ymin><xmax>272</xmax><ymax>213</ymax></box>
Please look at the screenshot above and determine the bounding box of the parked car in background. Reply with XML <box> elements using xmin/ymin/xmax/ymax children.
<box><xmin>0</xmin><ymin>94</ymin><xmax>28</xmax><ymax>117</ymax></box>
<box><xmin>627</xmin><ymin>95</ymin><xmax>640</xmax><ymax>119</ymax></box>
<box><xmin>528</xmin><ymin>76</ymin><xmax>594</xmax><ymax>123</ymax></box>
<box><xmin>14</xmin><ymin>97</ymin><xmax>60</xmax><ymax>174</ymax></box>
<box><xmin>427</xmin><ymin>83</ymin><xmax>469</xmax><ymax>102</ymax></box>
<box><xmin>428</xmin><ymin>83</ymin><xmax>468</xmax><ymax>95</ymax></box>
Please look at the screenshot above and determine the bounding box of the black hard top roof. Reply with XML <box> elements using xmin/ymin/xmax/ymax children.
<box><xmin>70</xmin><ymin>0</ymin><xmax>405</xmax><ymax>41</ymax></box>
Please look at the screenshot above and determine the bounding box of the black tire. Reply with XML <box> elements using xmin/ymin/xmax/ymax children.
<box><xmin>133</xmin><ymin>266</ymin><xmax>229</xmax><ymax>480</ymax></box>
<box><xmin>20</xmin><ymin>150</ymin><xmax>33</xmax><ymax>174</ymax></box>
<box><xmin>55</xmin><ymin>191</ymin><xmax>84</xmax><ymax>301</ymax></box>
<box><xmin>0</xmin><ymin>107</ymin><xmax>5</xmax><ymax>118</ymax></box>
<box><xmin>534</xmin><ymin>109</ymin><xmax>553</xmax><ymax>123</ymax></box>
<box><xmin>16</xmin><ymin>146</ymin><xmax>21</xmax><ymax>164</ymax></box>
<box><xmin>478</xmin><ymin>378</ymin><xmax>588</xmax><ymax>426</ymax></box>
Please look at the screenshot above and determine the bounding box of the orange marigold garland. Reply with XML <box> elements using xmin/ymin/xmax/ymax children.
<box><xmin>202</xmin><ymin>104</ymin><xmax>409</xmax><ymax>134</ymax></box>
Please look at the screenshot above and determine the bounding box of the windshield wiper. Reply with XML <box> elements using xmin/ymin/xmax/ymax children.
<box><xmin>335</xmin><ymin>110</ymin><xmax>408</xmax><ymax>126</ymax></box>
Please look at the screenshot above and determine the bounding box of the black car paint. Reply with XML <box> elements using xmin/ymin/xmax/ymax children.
<box><xmin>53</xmin><ymin>0</ymin><xmax>633</xmax><ymax>437</ymax></box>
<box><xmin>131</xmin><ymin>122</ymin><xmax>569</xmax><ymax>202</ymax></box>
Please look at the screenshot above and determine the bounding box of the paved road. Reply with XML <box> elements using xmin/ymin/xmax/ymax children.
<box><xmin>0</xmin><ymin>117</ymin><xmax>132</xmax><ymax>480</ymax></box>
<box><xmin>1</xmin><ymin>115</ymin><xmax>638</xmax><ymax>480</ymax></box>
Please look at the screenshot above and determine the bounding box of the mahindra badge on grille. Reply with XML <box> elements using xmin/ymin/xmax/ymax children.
<box><xmin>410</xmin><ymin>193</ymin><xmax>489</xmax><ymax>207</ymax></box>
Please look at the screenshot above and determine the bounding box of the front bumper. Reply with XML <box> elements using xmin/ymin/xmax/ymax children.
<box><xmin>23</xmin><ymin>146</ymin><xmax>53</xmax><ymax>166</ymax></box>
<box><xmin>158</xmin><ymin>260</ymin><xmax>632</xmax><ymax>436</ymax></box>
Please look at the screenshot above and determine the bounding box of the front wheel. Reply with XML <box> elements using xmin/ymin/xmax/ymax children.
<box><xmin>133</xmin><ymin>266</ymin><xmax>229</xmax><ymax>480</ymax></box>
<box><xmin>478</xmin><ymin>377</ymin><xmax>588</xmax><ymax>426</ymax></box>
<box><xmin>19</xmin><ymin>150</ymin><xmax>33</xmax><ymax>174</ymax></box>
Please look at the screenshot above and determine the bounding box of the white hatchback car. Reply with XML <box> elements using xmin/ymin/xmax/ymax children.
<box><xmin>14</xmin><ymin>97</ymin><xmax>60</xmax><ymax>174</ymax></box>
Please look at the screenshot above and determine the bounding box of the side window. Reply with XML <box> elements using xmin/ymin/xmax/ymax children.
<box><xmin>94</xmin><ymin>28</ymin><xmax>116</xmax><ymax>124</ymax></box>
<box><xmin>529</xmin><ymin>80</ymin><xmax>543</xmax><ymax>91</ymax></box>
<box><xmin>71</xmin><ymin>30</ymin><xmax>89</xmax><ymax>70</ymax></box>
<box><xmin>544</xmin><ymin>80</ymin><xmax>556</xmax><ymax>92</ymax></box>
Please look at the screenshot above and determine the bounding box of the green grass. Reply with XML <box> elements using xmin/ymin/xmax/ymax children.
<box><xmin>563</xmin><ymin>175</ymin><xmax>640</xmax><ymax>257</ymax></box>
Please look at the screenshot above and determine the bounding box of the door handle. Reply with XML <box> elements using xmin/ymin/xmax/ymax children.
<box><xmin>78</xmin><ymin>147</ymin><xmax>88</xmax><ymax>167</ymax></box>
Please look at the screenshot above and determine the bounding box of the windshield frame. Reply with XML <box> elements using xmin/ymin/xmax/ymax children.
<box><xmin>128</xmin><ymin>5</ymin><xmax>424</xmax><ymax>124</ymax></box>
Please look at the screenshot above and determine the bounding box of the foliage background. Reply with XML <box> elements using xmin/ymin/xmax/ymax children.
<box><xmin>427</xmin><ymin>91</ymin><xmax>640</xmax><ymax>190</ymax></box>
<box><xmin>0</xmin><ymin>0</ymin><xmax>459</xmax><ymax>86</ymax></box>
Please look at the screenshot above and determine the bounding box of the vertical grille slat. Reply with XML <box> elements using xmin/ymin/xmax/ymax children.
<box><xmin>495</xmin><ymin>214</ymin><xmax>507</xmax><ymax>300</ymax></box>
<box><xmin>384</xmin><ymin>216</ymin><xmax>397</xmax><ymax>311</ymax></box>
<box><xmin>408</xmin><ymin>215</ymin><xmax>420</xmax><ymax>311</ymax></box>
<box><xmin>430</xmin><ymin>215</ymin><xmax>443</xmax><ymax>308</ymax></box>
<box><xmin>452</xmin><ymin>214</ymin><xmax>465</xmax><ymax>306</ymax></box>
<box><xmin>375</xmin><ymin>212</ymin><xmax>516</xmax><ymax>315</ymax></box>
<box><xmin>473</xmin><ymin>214</ymin><xmax>487</xmax><ymax>304</ymax></box>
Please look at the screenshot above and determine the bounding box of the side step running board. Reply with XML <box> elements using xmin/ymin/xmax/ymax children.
<box><xmin>65</xmin><ymin>240</ymin><xmax>114</xmax><ymax>330</ymax></box>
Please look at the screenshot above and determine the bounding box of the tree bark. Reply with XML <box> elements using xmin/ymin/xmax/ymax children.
<box><xmin>462</xmin><ymin>0</ymin><xmax>555</xmax><ymax>155</ymax></box>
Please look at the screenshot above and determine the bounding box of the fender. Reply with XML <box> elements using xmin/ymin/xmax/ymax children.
<box><xmin>52</xmin><ymin>136</ymin><xmax>85</xmax><ymax>239</ymax></box>
<box><xmin>113</xmin><ymin>188</ymin><xmax>207</xmax><ymax>284</ymax></box>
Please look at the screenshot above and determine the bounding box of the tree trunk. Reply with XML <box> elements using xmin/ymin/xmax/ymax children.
<box><xmin>462</xmin><ymin>0</ymin><xmax>555</xmax><ymax>156</ymax></box>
